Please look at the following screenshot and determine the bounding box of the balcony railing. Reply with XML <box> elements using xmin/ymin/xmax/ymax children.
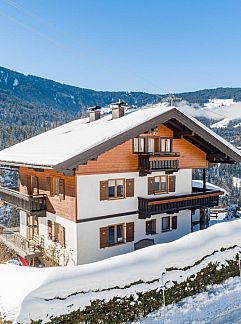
<box><xmin>139</xmin><ymin>154</ymin><xmax>179</xmax><ymax>172</ymax></box>
<box><xmin>0</xmin><ymin>186</ymin><xmax>47</xmax><ymax>217</ymax></box>
<box><xmin>138</xmin><ymin>189</ymin><xmax>223</xmax><ymax>219</ymax></box>
<box><xmin>0</xmin><ymin>224</ymin><xmax>43</xmax><ymax>258</ymax></box>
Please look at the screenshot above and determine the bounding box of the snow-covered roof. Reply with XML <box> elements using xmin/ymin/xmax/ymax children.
<box><xmin>192</xmin><ymin>180</ymin><xmax>228</xmax><ymax>196</ymax></box>
<box><xmin>0</xmin><ymin>104</ymin><xmax>240</xmax><ymax>172</ymax></box>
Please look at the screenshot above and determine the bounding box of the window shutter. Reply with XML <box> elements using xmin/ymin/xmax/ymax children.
<box><xmin>47</xmin><ymin>177</ymin><xmax>53</xmax><ymax>196</ymax></box>
<box><xmin>33</xmin><ymin>176</ymin><xmax>39</xmax><ymax>195</ymax></box>
<box><xmin>48</xmin><ymin>220</ymin><xmax>52</xmax><ymax>240</ymax></box>
<box><xmin>146</xmin><ymin>221</ymin><xmax>151</xmax><ymax>235</ymax></box>
<box><xmin>54</xmin><ymin>222</ymin><xmax>59</xmax><ymax>242</ymax></box>
<box><xmin>126</xmin><ymin>179</ymin><xmax>134</xmax><ymax>197</ymax></box>
<box><xmin>172</xmin><ymin>216</ymin><xmax>177</xmax><ymax>229</ymax></box>
<box><xmin>27</xmin><ymin>175</ymin><xmax>32</xmax><ymax>195</ymax></box>
<box><xmin>100</xmin><ymin>227</ymin><xmax>109</xmax><ymax>248</ymax></box>
<box><xmin>59</xmin><ymin>179</ymin><xmax>65</xmax><ymax>200</ymax></box>
<box><xmin>148</xmin><ymin>177</ymin><xmax>155</xmax><ymax>195</ymax></box>
<box><xmin>58</xmin><ymin>225</ymin><xmax>66</xmax><ymax>247</ymax></box>
<box><xmin>169</xmin><ymin>175</ymin><xmax>176</xmax><ymax>193</ymax></box>
<box><xmin>126</xmin><ymin>222</ymin><xmax>134</xmax><ymax>242</ymax></box>
<box><xmin>100</xmin><ymin>181</ymin><xmax>109</xmax><ymax>201</ymax></box>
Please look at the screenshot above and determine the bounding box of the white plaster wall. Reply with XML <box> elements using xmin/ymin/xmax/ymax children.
<box><xmin>38</xmin><ymin>213</ymin><xmax>78</xmax><ymax>266</ymax></box>
<box><xmin>76</xmin><ymin>209</ymin><xmax>191</xmax><ymax>265</ymax></box>
<box><xmin>76</xmin><ymin>169</ymin><xmax>192</xmax><ymax>220</ymax></box>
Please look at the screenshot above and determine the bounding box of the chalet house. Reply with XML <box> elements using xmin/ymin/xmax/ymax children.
<box><xmin>0</xmin><ymin>104</ymin><xmax>240</xmax><ymax>266</ymax></box>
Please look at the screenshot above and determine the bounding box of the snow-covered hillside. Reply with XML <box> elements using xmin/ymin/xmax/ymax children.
<box><xmin>136</xmin><ymin>276</ymin><xmax>241</xmax><ymax>324</ymax></box>
<box><xmin>0</xmin><ymin>220</ymin><xmax>241</xmax><ymax>323</ymax></box>
<box><xmin>179</xmin><ymin>99</ymin><xmax>241</xmax><ymax>129</ymax></box>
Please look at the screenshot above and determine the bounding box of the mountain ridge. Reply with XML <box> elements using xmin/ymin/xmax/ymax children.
<box><xmin>2</xmin><ymin>66</ymin><xmax>241</xmax><ymax>116</ymax></box>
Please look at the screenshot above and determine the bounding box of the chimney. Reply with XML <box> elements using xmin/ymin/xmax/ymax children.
<box><xmin>111</xmin><ymin>99</ymin><xmax>126</xmax><ymax>119</ymax></box>
<box><xmin>88</xmin><ymin>106</ymin><xmax>101</xmax><ymax>122</ymax></box>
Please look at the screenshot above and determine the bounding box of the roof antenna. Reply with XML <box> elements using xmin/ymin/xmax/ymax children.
<box><xmin>162</xmin><ymin>95</ymin><xmax>182</xmax><ymax>106</ymax></box>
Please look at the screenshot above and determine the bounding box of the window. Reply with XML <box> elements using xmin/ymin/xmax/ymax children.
<box><xmin>100</xmin><ymin>222</ymin><xmax>134</xmax><ymax>248</ymax></box>
<box><xmin>108</xmin><ymin>179</ymin><xmax>125</xmax><ymax>199</ymax></box>
<box><xmin>100</xmin><ymin>179</ymin><xmax>134</xmax><ymax>201</ymax></box>
<box><xmin>48</xmin><ymin>220</ymin><xmax>66</xmax><ymax>247</ymax></box>
<box><xmin>146</xmin><ymin>219</ymin><xmax>156</xmax><ymax>235</ymax></box>
<box><xmin>133</xmin><ymin>137</ymin><xmax>172</xmax><ymax>154</ymax></box>
<box><xmin>27</xmin><ymin>175</ymin><xmax>39</xmax><ymax>195</ymax></box>
<box><xmin>108</xmin><ymin>224</ymin><xmax>124</xmax><ymax>245</ymax></box>
<box><xmin>49</xmin><ymin>177</ymin><xmax>65</xmax><ymax>199</ymax></box>
<box><xmin>133</xmin><ymin>137</ymin><xmax>145</xmax><ymax>153</ymax></box>
<box><xmin>154</xmin><ymin>176</ymin><xmax>168</xmax><ymax>194</ymax></box>
<box><xmin>162</xmin><ymin>216</ymin><xmax>177</xmax><ymax>232</ymax></box>
<box><xmin>161</xmin><ymin>138</ymin><xmax>171</xmax><ymax>152</ymax></box>
<box><xmin>53</xmin><ymin>177</ymin><xmax>60</xmax><ymax>195</ymax></box>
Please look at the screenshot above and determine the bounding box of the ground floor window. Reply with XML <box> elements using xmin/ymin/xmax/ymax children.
<box><xmin>146</xmin><ymin>219</ymin><xmax>156</xmax><ymax>235</ymax></box>
<box><xmin>100</xmin><ymin>222</ymin><xmax>134</xmax><ymax>248</ymax></box>
<box><xmin>48</xmin><ymin>220</ymin><xmax>66</xmax><ymax>247</ymax></box>
<box><xmin>162</xmin><ymin>215</ymin><xmax>177</xmax><ymax>232</ymax></box>
<box><xmin>108</xmin><ymin>224</ymin><xmax>124</xmax><ymax>245</ymax></box>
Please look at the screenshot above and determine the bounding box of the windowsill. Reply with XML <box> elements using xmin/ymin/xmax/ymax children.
<box><xmin>162</xmin><ymin>229</ymin><xmax>177</xmax><ymax>233</ymax></box>
<box><xmin>107</xmin><ymin>241</ymin><xmax>125</xmax><ymax>248</ymax></box>
<box><xmin>146</xmin><ymin>232</ymin><xmax>157</xmax><ymax>236</ymax></box>
<box><xmin>154</xmin><ymin>192</ymin><xmax>168</xmax><ymax>195</ymax></box>
<box><xmin>108</xmin><ymin>197</ymin><xmax>125</xmax><ymax>201</ymax></box>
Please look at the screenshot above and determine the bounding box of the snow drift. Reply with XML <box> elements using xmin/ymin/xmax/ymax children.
<box><xmin>1</xmin><ymin>220</ymin><xmax>241</xmax><ymax>323</ymax></box>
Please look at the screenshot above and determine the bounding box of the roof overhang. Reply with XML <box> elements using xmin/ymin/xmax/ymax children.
<box><xmin>54</xmin><ymin>108</ymin><xmax>241</xmax><ymax>173</ymax></box>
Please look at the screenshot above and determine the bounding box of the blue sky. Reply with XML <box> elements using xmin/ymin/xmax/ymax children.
<box><xmin>0</xmin><ymin>0</ymin><xmax>241</xmax><ymax>93</ymax></box>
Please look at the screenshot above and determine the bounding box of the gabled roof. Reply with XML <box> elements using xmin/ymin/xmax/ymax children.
<box><xmin>0</xmin><ymin>104</ymin><xmax>240</xmax><ymax>173</ymax></box>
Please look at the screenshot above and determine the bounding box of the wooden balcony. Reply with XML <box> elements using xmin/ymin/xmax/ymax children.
<box><xmin>138</xmin><ymin>189</ymin><xmax>223</xmax><ymax>219</ymax></box>
<box><xmin>139</xmin><ymin>154</ymin><xmax>179</xmax><ymax>173</ymax></box>
<box><xmin>0</xmin><ymin>186</ymin><xmax>47</xmax><ymax>217</ymax></box>
<box><xmin>0</xmin><ymin>224</ymin><xmax>43</xmax><ymax>258</ymax></box>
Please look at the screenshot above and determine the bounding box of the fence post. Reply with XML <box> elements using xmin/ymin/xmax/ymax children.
<box><xmin>238</xmin><ymin>253</ymin><xmax>241</xmax><ymax>278</ymax></box>
<box><xmin>161</xmin><ymin>270</ymin><xmax>166</xmax><ymax>307</ymax></box>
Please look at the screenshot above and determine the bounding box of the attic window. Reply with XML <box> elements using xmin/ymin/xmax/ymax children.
<box><xmin>133</xmin><ymin>137</ymin><xmax>172</xmax><ymax>154</ymax></box>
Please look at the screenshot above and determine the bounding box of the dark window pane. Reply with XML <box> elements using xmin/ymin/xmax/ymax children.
<box><xmin>117</xmin><ymin>225</ymin><xmax>123</xmax><ymax>242</ymax></box>
<box><xmin>154</xmin><ymin>177</ymin><xmax>160</xmax><ymax>193</ymax></box>
<box><xmin>117</xmin><ymin>180</ymin><xmax>124</xmax><ymax>197</ymax></box>
<box><xmin>108</xmin><ymin>226</ymin><xmax>115</xmax><ymax>244</ymax></box>
<box><xmin>162</xmin><ymin>217</ymin><xmax>170</xmax><ymax>231</ymax></box>
<box><xmin>108</xmin><ymin>180</ymin><xmax>115</xmax><ymax>198</ymax></box>
<box><xmin>151</xmin><ymin>220</ymin><xmax>155</xmax><ymax>233</ymax></box>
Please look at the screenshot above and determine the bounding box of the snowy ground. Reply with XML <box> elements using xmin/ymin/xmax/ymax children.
<box><xmin>1</xmin><ymin>220</ymin><xmax>241</xmax><ymax>322</ymax></box>
<box><xmin>135</xmin><ymin>276</ymin><xmax>241</xmax><ymax>324</ymax></box>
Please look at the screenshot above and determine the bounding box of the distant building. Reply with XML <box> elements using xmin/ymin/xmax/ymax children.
<box><xmin>0</xmin><ymin>104</ymin><xmax>240</xmax><ymax>266</ymax></box>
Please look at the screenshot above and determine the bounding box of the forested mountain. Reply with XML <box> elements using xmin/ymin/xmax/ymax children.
<box><xmin>0</xmin><ymin>66</ymin><xmax>160</xmax><ymax>115</ymax></box>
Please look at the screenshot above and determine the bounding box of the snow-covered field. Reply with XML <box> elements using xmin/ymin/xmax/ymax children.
<box><xmin>136</xmin><ymin>277</ymin><xmax>241</xmax><ymax>324</ymax></box>
<box><xmin>1</xmin><ymin>220</ymin><xmax>241</xmax><ymax>323</ymax></box>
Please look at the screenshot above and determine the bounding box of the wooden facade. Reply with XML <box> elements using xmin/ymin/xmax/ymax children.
<box><xmin>76</xmin><ymin>123</ymin><xmax>207</xmax><ymax>175</ymax></box>
<box><xmin>19</xmin><ymin>167</ymin><xmax>76</xmax><ymax>222</ymax></box>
